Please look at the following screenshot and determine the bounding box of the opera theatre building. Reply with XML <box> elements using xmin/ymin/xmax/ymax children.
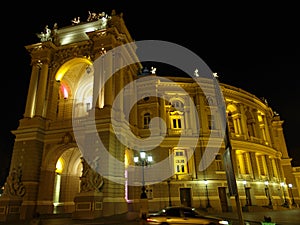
<box><xmin>0</xmin><ymin>10</ymin><xmax>299</xmax><ymax>222</ymax></box>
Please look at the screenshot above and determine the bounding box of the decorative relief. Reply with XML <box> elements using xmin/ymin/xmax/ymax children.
<box><xmin>80</xmin><ymin>157</ymin><xmax>104</xmax><ymax>193</ymax></box>
<box><xmin>205</xmin><ymin>96</ymin><xmax>214</xmax><ymax>105</ymax></box>
<box><xmin>51</xmin><ymin>45</ymin><xmax>91</xmax><ymax>72</ymax></box>
<box><xmin>60</xmin><ymin>132</ymin><xmax>73</xmax><ymax>145</ymax></box>
<box><xmin>3</xmin><ymin>166</ymin><xmax>26</xmax><ymax>197</ymax></box>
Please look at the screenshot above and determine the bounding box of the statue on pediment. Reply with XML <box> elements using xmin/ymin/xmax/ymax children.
<box><xmin>71</xmin><ymin>17</ymin><xmax>80</xmax><ymax>25</ymax></box>
<box><xmin>36</xmin><ymin>24</ymin><xmax>60</xmax><ymax>44</ymax></box>
<box><xmin>87</xmin><ymin>11</ymin><xmax>107</xmax><ymax>22</ymax></box>
<box><xmin>36</xmin><ymin>25</ymin><xmax>52</xmax><ymax>42</ymax></box>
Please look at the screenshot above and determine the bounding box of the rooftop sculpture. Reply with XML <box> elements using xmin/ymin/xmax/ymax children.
<box><xmin>36</xmin><ymin>11</ymin><xmax>111</xmax><ymax>43</ymax></box>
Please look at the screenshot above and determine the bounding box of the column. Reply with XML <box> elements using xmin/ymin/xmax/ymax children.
<box><xmin>35</xmin><ymin>60</ymin><xmax>49</xmax><ymax>117</ymax></box>
<box><xmin>233</xmin><ymin>117</ymin><xmax>238</xmax><ymax>134</ymax></box>
<box><xmin>236</xmin><ymin>115</ymin><xmax>243</xmax><ymax>134</ymax></box>
<box><xmin>249</xmin><ymin>152</ymin><xmax>259</xmax><ymax>179</ymax></box>
<box><xmin>239</xmin><ymin>105</ymin><xmax>247</xmax><ymax>136</ymax></box>
<box><xmin>160</xmin><ymin>97</ymin><xmax>166</xmax><ymax>135</ymax></box>
<box><xmin>263</xmin><ymin>116</ymin><xmax>272</xmax><ymax>144</ymax></box>
<box><xmin>114</xmin><ymin>52</ymin><xmax>124</xmax><ymax>113</ymax></box>
<box><xmin>104</xmin><ymin>52</ymin><xmax>113</xmax><ymax>107</ymax></box>
<box><xmin>93</xmin><ymin>57</ymin><xmax>102</xmax><ymax>109</ymax></box>
<box><xmin>24</xmin><ymin>62</ymin><xmax>39</xmax><ymax>118</ymax></box>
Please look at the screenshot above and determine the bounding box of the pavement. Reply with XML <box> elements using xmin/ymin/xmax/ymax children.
<box><xmin>0</xmin><ymin>208</ymin><xmax>299</xmax><ymax>225</ymax></box>
<box><xmin>209</xmin><ymin>208</ymin><xmax>300</xmax><ymax>225</ymax></box>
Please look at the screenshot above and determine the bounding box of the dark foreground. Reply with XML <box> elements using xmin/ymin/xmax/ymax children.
<box><xmin>1</xmin><ymin>208</ymin><xmax>299</xmax><ymax>225</ymax></box>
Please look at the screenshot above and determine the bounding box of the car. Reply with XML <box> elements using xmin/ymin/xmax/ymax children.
<box><xmin>145</xmin><ymin>206</ymin><xmax>229</xmax><ymax>225</ymax></box>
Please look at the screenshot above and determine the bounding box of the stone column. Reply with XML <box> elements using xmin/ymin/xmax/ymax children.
<box><xmin>104</xmin><ymin>52</ymin><xmax>113</xmax><ymax>107</ymax></box>
<box><xmin>35</xmin><ymin>60</ymin><xmax>49</xmax><ymax>117</ymax></box>
<box><xmin>24</xmin><ymin>62</ymin><xmax>39</xmax><ymax>118</ymax></box>
<box><xmin>114</xmin><ymin>52</ymin><xmax>124</xmax><ymax>115</ymax></box>
<box><xmin>249</xmin><ymin>152</ymin><xmax>259</xmax><ymax>179</ymax></box>
<box><xmin>160</xmin><ymin>97</ymin><xmax>166</xmax><ymax>135</ymax></box>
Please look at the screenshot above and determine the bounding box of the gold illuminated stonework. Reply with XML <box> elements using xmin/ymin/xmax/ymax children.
<box><xmin>0</xmin><ymin>9</ymin><xmax>299</xmax><ymax>223</ymax></box>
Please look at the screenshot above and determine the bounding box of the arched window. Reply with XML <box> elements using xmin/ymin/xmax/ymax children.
<box><xmin>245</xmin><ymin>110</ymin><xmax>256</xmax><ymax>137</ymax></box>
<box><xmin>227</xmin><ymin>111</ymin><xmax>235</xmax><ymax>133</ymax></box>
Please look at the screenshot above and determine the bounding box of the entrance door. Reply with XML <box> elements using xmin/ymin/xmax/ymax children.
<box><xmin>180</xmin><ymin>188</ymin><xmax>191</xmax><ymax>207</ymax></box>
<box><xmin>218</xmin><ymin>187</ymin><xmax>229</xmax><ymax>212</ymax></box>
<box><xmin>245</xmin><ymin>187</ymin><xmax>252</xmax><ymax>206</ymax></box>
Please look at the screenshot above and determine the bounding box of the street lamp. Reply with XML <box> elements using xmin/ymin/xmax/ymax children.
<box><xmin>134</xmin><ymin>151</ymin><xmax>152</xmax><ymax>199</ymax></box>
<box><xmin>167</xmin><ymin>179</ymin><xmax>172</xmax><ymax>206</ymax></box>
<box><xmin>264</xmin><ymin>181</ymin><xmax>272</xmax><ymax>207</ymax></box>
<box><xmin>280</xmin><ymin>182</ymin><xmax>289</xmax><ymax>207</ymax></box>
<box><xmin>288</xmin><ymin>184</ymin><xmax>296</xmax><ymax>206</ymax></box>
<box><xmin>204</xmin><ymin>180</ymin><xmax>212</xmax><ymax>208</ymax></box>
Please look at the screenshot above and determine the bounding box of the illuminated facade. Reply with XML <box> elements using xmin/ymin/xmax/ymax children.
<box><xmin>0</xmin><ymin>10</ymin><xmax>299</xmax><ymax>222</ymax></box>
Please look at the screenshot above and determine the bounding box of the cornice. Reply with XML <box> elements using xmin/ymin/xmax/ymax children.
<box><xmin>221</xmin><ymin>83</ymin><xmax>272</xmax><ymax>114</ymax></box>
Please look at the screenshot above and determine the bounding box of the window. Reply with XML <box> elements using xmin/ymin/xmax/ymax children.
<box><xmin>173</xmin><ymin>118</ymin><xmax>182</xmax><ymax>128</ymax></box>
<box><xmin>236</xmin><ymin>151</ymin><xmax>252</xmax><ymax>176</ymax></box>
<box><xmin>182</xmin><ymin>208</ymin><xmax>198</xmax><ymax>218</ymax></box>
<box><xmin>174</xmin><ymin>149</ymin><xmax>187</xmax><ymax>174</ymax></box>
<box><xmin>86</xmin><ymin>102</ymin><xmax>91</xmax><ymax>112</ymax></box>
<box><xmin>208</xmin><ymin>114</ymin><xmax>216</xmax><ymax>130</ymax></box>
<box><xmin>227</xmin><ymin>112</ymin><xmax>235</xmax><ymax>133</ymax></box>
<box><xmin>169</xmin><ymin>100</ymin><xmax>184</xmax><ymax>131</ymax></box>
<box><xmin>166</xmin><ymin>208</ymin><xmax>181</xmax><ymax>217</ymax></box>
<box><xmin>256</xmin><ymin>155</ymin><xmax>268</xmax><ymax>177</ymax></box>
<box><xmin>215</xmin><ymin>154</ymin><xmax>223</xmax><ymax>171</ymax></box>
<box><xmin>143</xmin><ymin>113</ymin><xmax>151</xmax><ymax>128</ymax></box>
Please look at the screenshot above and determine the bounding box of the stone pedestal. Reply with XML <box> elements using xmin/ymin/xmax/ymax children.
<box><xmin>0</xmin><ymin>196</ymin><xmax>22</xmax><ymax>222</ymax></box>
<box><xmin>139</xmin><ymin>199</ymin><xmax>149</xmax><ymax>219</ymax></box>
<box><xmin>72</xmin><ymin>191</ymin><xmax>103</xmax><ymax>219</ymax></box>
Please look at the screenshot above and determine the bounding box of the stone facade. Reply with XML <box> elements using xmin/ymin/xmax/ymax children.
<box><xmin>0</xmin><ymin>9</ymin><xmax>299</xmax><ymax>222</ymax></box>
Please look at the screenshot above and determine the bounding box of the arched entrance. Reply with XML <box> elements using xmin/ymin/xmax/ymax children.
<box><xmin>52</xmin><ymin>147</ymin><xmax>82</xmax><ymax>214</ymax></box>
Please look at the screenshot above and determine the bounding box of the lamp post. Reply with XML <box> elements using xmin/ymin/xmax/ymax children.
<box><xmin>134</xmin><ymin>151</ymin><xmax>152</xmax><ymax>199</ymax></box>
<box><xmin>167</xmin><ymin>179</ymin><xmax>172</xmax><ymax>206</ymax></box>
<box><xmin>280</xmin><ymin>182</ymin><xmax>289</xmax><ymax>207</ymax></box>
<box><xmin>264</xmin><ymin>181</ymin><xmax>272</xmax><ymax>207</ymax></box>
<box><xmin>204</xmin><ymin>180</ymin><xmax>211</xmax><ymax>208</ymax></box>
<box><xmin>288</xmin><ymin>184</ymin><xmax>296</xmax><ymax>206</ymax></box>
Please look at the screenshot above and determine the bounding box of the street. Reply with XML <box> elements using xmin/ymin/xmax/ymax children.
<box><xmin>209</xmin><ymin>208</ymin><xmax>300</xmax><ymax>225</ymax></box>
<box><xmin>1</xmin><ymin>208</ymin><xmax>299</xmax><ymax>225</ymax></box>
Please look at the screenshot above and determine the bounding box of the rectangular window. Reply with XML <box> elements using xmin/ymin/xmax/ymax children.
<box><xmin>208</xmin><ymin>115</ymin><xmax>215</xmax><ymax>130</ymax></box>
<box><xmin>215</xmin><ymin>154</ymin><xmax>223</xmax><ymax>171</ymax></box>
<box><xmin>178</xmin><ymin>119</ymin><xmax>181</xmax><ymax>128</ymax></box>
<box><xmin>172</xmin><ymin>119</ymin><xmax>182</xmax><ymax>128</ymax></box>
<box><xmin>174</xmin><ymin>149</ymin><xmax>187</xmax><ymax>174</ymax></box>
<box><xmin>144</xmin><ymin>113</ymin><xmax>151</xmax><ymax>128</ymax></box>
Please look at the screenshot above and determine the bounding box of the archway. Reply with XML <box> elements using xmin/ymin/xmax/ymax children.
<box><xmin>52</xmin><ymin>147</ymin><xmax>82</xmax><ymax>214</ymax></box>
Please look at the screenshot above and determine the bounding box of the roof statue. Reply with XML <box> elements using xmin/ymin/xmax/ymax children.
<box><xmin>71</xmin><ymin>16</ymin><xmax>80</xmax><ymax>25</ymax></box>
<box><xmin>36</xmin><ymin>25</ymin><xmax>52</xmax><ymax>42</ymax></box>
<box><xmin>36</xmin><ymin>11</ymin><xmax>112</xmax><ymax>44</ymax></box>
<box><xmin>150</xmin><ymin>66</ymin><xmax>157</xmax><ymax>74</ymax></box>
<box><xmin>87</xmin><ymin>11</ymin><xmax>108</xmax><ymax>22</ymax></box>
<box><xmin>213</xmin><ymin>72</ymin><xmax>219</xmax><ymax>78</ymax></box>
<box><xmin>194</xmin><ymin>68</ymin><xmax>199</xmax><ymax>77</ymax></box>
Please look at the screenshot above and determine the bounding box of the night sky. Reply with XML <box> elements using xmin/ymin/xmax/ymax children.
<box><xmin>1</xmin><ymin>1</ymin><xmax>299</xmax><ymax>185</ymax></box>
